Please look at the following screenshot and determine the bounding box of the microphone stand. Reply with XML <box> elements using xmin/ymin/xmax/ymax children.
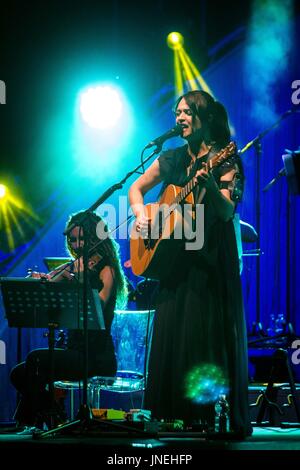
<box><xmin>35</xmin><ymin>143</ymin><xmax>163</xmax><ymax>439</ymax></box>
<box><xmin>64</xmin><ymin>146</ymin><xmax>162</xmax><ymax>237</ymax></box>
<box><xmin>79</xmin><ymin>219</ymin><xmax>92</xmax><ymax>422</ymax></box>
<box><xmin>240</xmin><ymin>108</ymin><xmax>298</xmax><ymax>339</ymax></box>
<box><xmin>241</xmin><ymin>135</ymin><xmax>263</xmax><ymax>336</ymax></box>
<box><xmin>239</xmin><ymin>108</ymin><xmax>298</xmax><ymax>155</ymax></box>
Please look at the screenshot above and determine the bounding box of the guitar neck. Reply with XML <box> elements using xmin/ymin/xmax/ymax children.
<box><xmin>175</xmin><ymin>175</ymin><xmax>198</xmax><ymax>206</ymax></box>
<box><xmin>173</xmin><ymin>141</ymin><xmax>236</xmax><ymax>206</ymax></box>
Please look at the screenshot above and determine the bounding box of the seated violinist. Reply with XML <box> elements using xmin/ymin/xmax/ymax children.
<box><xmin>10</xmin><ymin>210</ymin><xmax>128</xmax><ymax>430</ymax></box>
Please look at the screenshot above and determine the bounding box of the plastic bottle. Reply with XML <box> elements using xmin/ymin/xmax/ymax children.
<box><xmin>215</xmin><ymin>394</ymin><xmax>230</xmax><ymax>433</ymax></box>
<box><xmin>275</xmin><ymin>313</ymin><xmax>286</xmax><ymax>335</ymax></box>
<box><xmin>267</xmin><ymin>314</ymin><xmax>276</xmax><ymax>336</ymax></box>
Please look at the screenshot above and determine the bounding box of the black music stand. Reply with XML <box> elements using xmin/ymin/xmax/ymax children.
<box><xmin>1</xmin><ymin>277</ymin><xmax>104</xmax><ymax>330</ymax></box>
<box><xmin>0</xmin><ymin>277</ymin><xmax>104</xmax><ymax>432</ymax></box>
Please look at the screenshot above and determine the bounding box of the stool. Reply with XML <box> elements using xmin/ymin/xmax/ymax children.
<box><xmin>88</xmin><ymin>376</ymin><xmax>115</xmax><ymax>409</ymax></box>
<box><xmin>88</xmin><ymin>371</ymin><xmax>145</xmax><ymax>411</ymax></box>
<box><xmin>54</xmin><ymin>380</ymin><xmax>84</xmax><ymax>420</ymax></box>
<box><xmin>54</xmin><ymin>372</ymin><xmax>145</xmax><ymax>418</ymax></box>
<box><xmin>53</xmin><ymin>378</ymin><xmax>117</xmax><ymax>417</ymax></box>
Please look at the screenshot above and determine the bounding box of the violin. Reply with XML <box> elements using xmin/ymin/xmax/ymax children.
<box><xmin>29</xmin><ymin>253</ymin><xmax>103</xmax><ymax>282</ymax></box>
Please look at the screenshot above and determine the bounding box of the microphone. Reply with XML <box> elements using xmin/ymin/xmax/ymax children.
<box><xmin>262</xmin><ymin>167</ymin><xmax>286</xmax><ymax>192</ymax></box>
<box><xmin>145</xmin><ymin>124</ymin><xmax>182</xmax><ymax>149</ymax></box>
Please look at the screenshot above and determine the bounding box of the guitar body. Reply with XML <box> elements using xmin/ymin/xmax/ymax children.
<box><xmin>130</xmin><ymin>141</ymin><xmax>237</xmax><ymax>280</ymax></box>
<box><xmin>130</xmin><ymin>185</ymin><xmax>194</xmax><ymax>279</ymax></box>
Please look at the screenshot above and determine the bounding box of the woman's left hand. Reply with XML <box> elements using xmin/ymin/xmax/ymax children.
<box><xmin>195</xmin><ymin>162</ymin><xmax>216</xmax><ymax>189</ymax></box>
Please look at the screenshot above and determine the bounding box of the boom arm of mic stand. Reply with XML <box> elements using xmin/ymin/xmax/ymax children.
<box><xmin>239</xmin><ymin>108</ymin><xmax>297</xmax><ymax>195</ymax></box>
<box><xmin>60</xmin><ymin>146</ymin><xmax>160</xmax><ymax>279</ymax></box>
<box><xmin>262</xmin><ymin>168</ymin><xmax>286</xmax><ymax>192</ymax></box>
<box><xmin>239</xmin><ymin>108</ymin><xmax>297</xmax><ymax>155</ymax></box>
<box><xmin>64</xmin><ymin>146</ymin><xmax>160</xmax><ymax>237</ymax></box>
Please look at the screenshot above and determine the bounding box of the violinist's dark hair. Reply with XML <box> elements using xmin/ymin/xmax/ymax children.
<box><xmin>65</xmin><ymin>211</ymin><xmax>128</xmax><ymax>309</ymax></box>
<box><xmin>174</xmin><ymin>90</ymin><xmax>231</xmax><ymax>147</ymax></box>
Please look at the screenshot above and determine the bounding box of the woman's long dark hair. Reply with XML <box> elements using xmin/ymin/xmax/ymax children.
<box><xmin>65</xmin><ymin>211</ymin><xmax>128</xmax><ymax>309</ymax></box>
<box><xmin>174</xmin><ymin>90</ymin><xmax>245</xmax><ymax>189</ymax></box>
<box><xmin>174</xmin><ymin>90</ymin><xmax>231</xmax><ymax>147</ymax></box>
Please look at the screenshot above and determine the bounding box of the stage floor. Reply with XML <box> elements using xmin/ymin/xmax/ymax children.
<box><xmin>0</xmin><ymin>424</ymin><xmax>300</xmax><ymax>465</ymax></box>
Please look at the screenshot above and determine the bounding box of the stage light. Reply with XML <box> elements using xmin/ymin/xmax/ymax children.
<box><xmin>0</xmin><ymin>184</ymin><xmax>7</xmax><ymax>199</ymax></box>
<box><xmin>73</xmin><ymin>83</ymin><xmax>134</xmax><ymax>180</ymax></box>
<box><xmin>166</xmin><ymin>34</ymin><xmax>236</xmax><ymax>135</ymax></box>
<box><xmin>0</xmin><ymin>183</ymin><xmax>40</xmax><ymax>252</ymax></box>
<box><xmin>79</xmin><ymin>85</ymin><xmax>123</xmax><ymax>129</ymax></box>
<box><xmin>167</xmin><ymin>33</ymin><xmax>213</xmax><ymax>98</ymax></box>
<box><xmin>167</xmin><ymin>32</ymin><xmax>184</xmax><ymax>50</ymax></box>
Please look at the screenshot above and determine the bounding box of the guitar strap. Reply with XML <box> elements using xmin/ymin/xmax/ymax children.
<box><xmin>188</xmin><ymin>149</ymin><xmax>214</xmax><ymax>203</ymax></box>
<box><xmin>192</xmin><ymin>148</ymin><xmax>243</xmax><ymax>203</ymax></box>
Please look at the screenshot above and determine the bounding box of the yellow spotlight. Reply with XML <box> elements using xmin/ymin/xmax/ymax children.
<box><xmin>0</xmin><ymin>184</ymin><xmax>7</xmax><ymax>199</ymax></box>
<box><xmin>0</xmin><ymin>182</ymin><xmax>41</xmax><ymax>252</ymax></box>
<box><xmin>167</xmin><ymin>32</ymin><xmax>184</xmax><ymax>50</ymax></box>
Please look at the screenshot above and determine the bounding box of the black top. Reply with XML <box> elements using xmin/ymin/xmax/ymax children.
<box><xmin>158</xmin><ymin>143</ymin><xmax>243</xmax><ymax>189</ymax></box>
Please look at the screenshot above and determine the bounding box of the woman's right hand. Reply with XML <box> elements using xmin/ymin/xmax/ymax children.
<box><xmin>134</xmin><ymin>207</ymin><xmax>151</xmax><ymax>238</ymax></box>
<box><xmin>49</xmin><ymin>268</ymin><xmax>74</xmax><ymax>282</ymax></box>
<box><xmin>29</xmin><ymin>271</ymin><xmax>51</xmax><ymax>280</ymax></box>
<box><xmin>29</xmin><ymin>269</ymin><xmax>74</xmax><ymax>282</ymax></box>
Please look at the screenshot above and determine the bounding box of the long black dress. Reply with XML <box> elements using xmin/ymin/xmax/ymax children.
<box><xmin>144</xmin><ymin>144</ymin><xmax>251</xmax><ymax>436</ymax></box>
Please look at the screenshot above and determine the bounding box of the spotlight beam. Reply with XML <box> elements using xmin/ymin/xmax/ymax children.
<box><xmin>178</xmin><ymin>48</ymin><xmax>198</xmax><ymax>90</ymax></box>
<box><xmin>1</xmin><ymin>203</ymin><xmax>15</xmax><ymax>251</ymax></box>
<box><xmin>174</xmin><ymin>50</ymin><xmax>184</xmax><ymax>97</ymax></box>
<box><xmin>181</xmin><ymin>49</ymin><xmax>214</xmax><ymax>96</ymax></box>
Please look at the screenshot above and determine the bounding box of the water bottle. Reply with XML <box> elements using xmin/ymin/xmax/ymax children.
<box><xmin>267</xmin><ymin>314</ymin><xmax>276</xmax><ymax>337</ymax></box>
<box><xmin>275</xmin><ymin>313</ymin><xmax>286</xmax><ymax>335</ymax></box>
<box><xmin>215</xmin><ymin>394</ymin><xmax>230</xmax><ymax>433</ymax></box>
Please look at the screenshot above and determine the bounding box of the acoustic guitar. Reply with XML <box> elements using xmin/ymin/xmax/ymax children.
<box><xmin>130</xmin><ymin>141</ymin><xmax>237</xmax><ymax>279</ymax></box>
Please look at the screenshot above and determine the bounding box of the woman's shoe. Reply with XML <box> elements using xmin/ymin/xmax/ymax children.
<box><xmin>16</xmin><ymin>425</ymin><xmax>43</xmax><ymax>435</ymax></box>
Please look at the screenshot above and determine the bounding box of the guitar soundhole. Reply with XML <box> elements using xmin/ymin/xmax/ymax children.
<box><xmin>144</xmin><ymin>238</ymin><xmax>151</xmax><ymax>250</ymax></box>
<box><xmin>143</xmin><ymin>235</ymin><xmax>158</xmax><ymax>251</ymax></box>
<box><xmin>142</xmin><ymin>210</ymin><xmax>165</xmax><ymax>251</ymax></box>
